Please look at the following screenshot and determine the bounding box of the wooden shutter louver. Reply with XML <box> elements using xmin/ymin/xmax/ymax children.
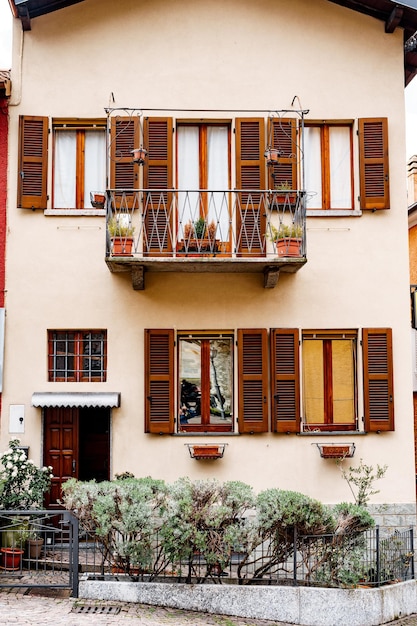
<box><xmin>143</xmin><ymin>118</ymin><xmax>173</xmax><ymax>255</ymax></box>
<box><xmin>363</xmin><ymin>328</ymin><xmax>394</xmax><ymax>432</ymax></box>
<box><xmin>18</xmin><ymin>116</ymin><xmax>48</xmax><ymax>209</ymax></box>
<box><xmin>145</xmin><ymin>329</ymin><xmax>174</xmax><ymax>434</ymax></box>
<box><xmin>110</xmin><ymin>117</ymin><xmax>139</xmax><ymax>190</ymax></box>
<box><xmin>359</xmin><ymin>118</ymin><xmax>389</xmax><ymax>210</ymax></box>
<box><xmin>235</xmin><ymin>118</ymin><xmax>266</xmax><ymax>255</ymax></box>
<box><xmin>268</xmin><ymin>118</ymin><xmax>298</xmax><ymax>189</ymax></box>
<box><xmin>271</xmin><ymin>329</ymin><xmax>300</xmax><ymax>433</ymax></box>
<box><xmin>237</xmin><ymin>329</ymin><xmax>269</xmax><ymax>433</ymax></box>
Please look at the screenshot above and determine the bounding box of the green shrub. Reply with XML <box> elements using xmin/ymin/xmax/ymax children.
<box><xmin>62</xmin><ymin>477</ymin><xmax>168</xmax><ymax>577</ymax></box>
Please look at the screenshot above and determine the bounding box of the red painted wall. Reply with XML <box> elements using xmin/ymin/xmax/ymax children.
<box><xmin>0</xmin><ymin>95</ymin><xmax>7</xmax><ymax>309</ymax></box>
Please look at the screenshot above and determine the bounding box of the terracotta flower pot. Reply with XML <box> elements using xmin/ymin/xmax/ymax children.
<box><xmin>27</xmin><ymin>538</ymin><xmax>44</xmax><ymax>559</ymax></box>
<box><xmin>276</xmin><ymin>238</ymin><xmax>302</xmax><ymax>257</ymax></box>
<box><xmin>1</xmin><ymin>547</ymin><xmax>24</xmax><ymax>570</ymax></box>
<box><xmin>111</xmin><ymin>237</ymin><xmax>134</xmax><ymax>256</ymax></box>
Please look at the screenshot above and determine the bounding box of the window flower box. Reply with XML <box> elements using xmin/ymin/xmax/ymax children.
<box><xmin>188</xmin><ymin>444</ymin><xmax>226</xmax><ymax>460</ymax></box>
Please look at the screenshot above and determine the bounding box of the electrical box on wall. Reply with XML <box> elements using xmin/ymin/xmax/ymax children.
<box><xmin>9</xmin><ymin>404</ymin><xmax>25</xmax><ymax>433</ymax></box>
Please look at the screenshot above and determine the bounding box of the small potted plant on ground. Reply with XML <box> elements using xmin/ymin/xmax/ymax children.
<box><xmin>0</xmin><ymin>439</ymin><xmax>53</xmax><ymax>569</ymax></box>
<box><xmin>269</xmin><ymin>223</ymin><xmax>303</xmax><ymax>257</ymax></box>
<box><xmin>108</xmin><ymin>216</ymin><xmax>135</xmax><ymax>256</ymax></box>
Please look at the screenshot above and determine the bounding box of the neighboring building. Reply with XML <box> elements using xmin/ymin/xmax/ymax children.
<box><xmin>3</xmin><ymin>0</ymin><xmax>417</xmax><ymax>524</ymax></box>
<box><xmin>0</xmin><ymin>71</ymin><xmax>10</xmax><ymax>414</ymax></box>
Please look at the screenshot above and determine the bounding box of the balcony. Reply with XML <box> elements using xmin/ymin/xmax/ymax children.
<box><xmin>104</xmin><ymin>188</ymin><xmax>307</xmax><ymax>290</ymax></box>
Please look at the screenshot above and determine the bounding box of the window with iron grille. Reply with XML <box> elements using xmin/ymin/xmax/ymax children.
<box><xmin>48</xmin><ymin>330</ymin><xmax>107</xmax><ymax>382</ymax></box>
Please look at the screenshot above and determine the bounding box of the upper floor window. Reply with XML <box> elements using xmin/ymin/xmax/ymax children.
<box><xmin>17</xmin><ymin>115</ymin><xmax>389</xmax><ymax>212</ymax></box>
<box><xmin>48</xmin><ymin>330</ymin><xmax>107</xmax><ymax>382</ymax></box>
<box><xmin>53</xmin><ymin>120</ymin><xmax>106</xmax><ymax>209</ymax></box>
<box><xmin>304</xmin><ymin>122</ymin><xmax>353</xmax><ymax>210</ymax></box>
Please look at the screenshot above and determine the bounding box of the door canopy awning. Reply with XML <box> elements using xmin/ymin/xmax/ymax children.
<box><xmin>31</xmin><ymin>392</ymin><xmax>120</xmax><ymax>408</ymax></box>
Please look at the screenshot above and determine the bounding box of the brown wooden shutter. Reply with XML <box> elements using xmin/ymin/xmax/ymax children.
<box><xmin>143</xmin><ymin>117</ymin><xmax>173</xmax><ymax>255</ymax></box>
<box><xmin>358</xmin><ymin>118</ymin><xmax>389</xmax><ymax>210</ymax></box>
<box><xmin>268</xmin><ymin>118</ymin><xmax>297</xmax><ymax>189</ymax></box>
<box><xmin>271</xmin><ymin>329</ymin><xmax>300</xmax><ymax>433</ymax></box>
<box><xmin>363</xmin><ymin>328</ymin><xmax>394</xmax><ymax>432</ymax></box>
<box><xmin>237</xmin><ymin>329</ymin><xmax>269</xmax><ymax>433</ymax></box>
<box><xmin>235</xmin><ymin>118</ymin><xmax>266</xmax><ymax>256</ymax></box>
<box><xmin>18</xmin><ymin>116</ymin><xmax>48</xmax><ymax>209</ymax></box>
<box><xmin>110</xmin><ymin>116</ymin><xmax>139</xmax><ymax>190</ymax></box>
<box><xmin>145</xmin><ymin>329</ymin><xmax>175</xmax><ymax>434</ymax></box>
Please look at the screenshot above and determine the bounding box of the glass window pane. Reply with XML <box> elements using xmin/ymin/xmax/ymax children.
<box><xmin>329</xmin><ymin>127</ymin><xmax>351</xmax><ymax>209</ymax></box>
<box><xmin>177</xmin><ymin>126</ymin><xmax>200</xmax><ymax>237</ymax></box>
<box><xmin>209</xmin><ymin>338</ymin><xmax>232</xmax><ymax>424</ymax></box>
<box><xmin>179</xmin><ymin>339</ymin><xmax>202</xmax><ymax>425</ymax></box>
<box><xmin>207</xmin><ymin>126</ymin><xmax>229</xmax><ymax>241</ymax></box>
<box><xmin>332</xmin><ymin>339</ymin><xmax>355</xmax><ymax>423</ymax></box>
<box><xmin>303</xmin><ymin>339</ymin><xmax>324</xmax><ymax>423</ymax></box>
<box><xmin>54</xmin><ymin>131</ymin><xmax>76</xmax><ymax>208</ymax></box>
<box><xmin>84</xmin><ymin>131</ymin><xmax>106</xmax><ymax>208</ymax></box>
<box><xmin>304</xmin><ymin>127</ymin><xmax>322</xmax><ymax>209</ymax></box>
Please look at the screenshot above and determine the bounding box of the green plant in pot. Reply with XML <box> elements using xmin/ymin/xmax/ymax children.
<box><xmin>269</xmin><ymin>223</ymin><xmax>303</xmax><ymax>257</ymax></box>
<box><xmin>108</xmin><ymin>216</ymin><xmax>135</xmax><ymax>256</ymax></box>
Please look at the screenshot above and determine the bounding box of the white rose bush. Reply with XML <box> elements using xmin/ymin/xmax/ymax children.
<box><xmin>0</xmin><ymin>439</ymin><xmax>53</xmax><ymax>509</ymax></box>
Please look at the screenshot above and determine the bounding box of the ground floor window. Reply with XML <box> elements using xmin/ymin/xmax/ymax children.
<box><xmin>48</xmin><ymin>330</ymin><xmax>107</xmax><ymax>382</ymax></box>
<box><xmin>302</xmin><ymin>330</ymin><xmax>358</xmax><ymax>431</ymax></box>
<box><xmin>144</xmin><ymin>327</ymin><xmax>394</xmax><ymax>435</ymax></box>
<box><xmin>178</xmin><ymin>335</ymin><xmax>233</xmax><ymax>432</ymax></box>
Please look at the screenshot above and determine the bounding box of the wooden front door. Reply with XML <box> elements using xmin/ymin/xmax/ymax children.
<box><xmin>44</xmin><ymin>407</ymin><xmax>78</xmax><ymax>507</ymax></box>
<box><xmin>44</xmin><ymin>407</ymin><xmax>110</xmax><ymax>506</ymax></box>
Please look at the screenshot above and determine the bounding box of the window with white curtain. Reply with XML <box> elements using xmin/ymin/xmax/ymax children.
<box><xmin>177</xmin><ymin>123</ymin><xmax>230</xmax><ymax>242</ymax></box>
<box><xmin>53</xmin><ymin>123</ymin><xmax>106</xmax><ymax>209</ymax></box>
<box><xmin>304</xmin><ymin>122</ymin><xmax>353</xmax><ymax>210</ymax></box>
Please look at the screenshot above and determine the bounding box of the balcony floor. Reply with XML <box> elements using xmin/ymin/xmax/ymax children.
<box><xmin>105</xmin><ymin>255</ymin><xmax>307</xmax><ymax>290</ymax></box>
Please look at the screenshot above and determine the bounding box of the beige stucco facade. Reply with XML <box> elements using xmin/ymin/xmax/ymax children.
<box><xmin>2</xmin><ymin>0</ymin><xmax>415</xmax><ymax>514</ymax></box>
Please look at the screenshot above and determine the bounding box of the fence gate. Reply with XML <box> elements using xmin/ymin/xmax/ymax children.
<box><xmin>0</xmin><ymin>510</ymin><xmax>79</xmax><ymax>597</ymax></box>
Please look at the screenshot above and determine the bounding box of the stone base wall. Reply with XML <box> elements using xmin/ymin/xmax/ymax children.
<box><xmin>79</xmin><ymin>578</ymin><xmax>417</xmax><ymax>626</ymax></box>
<box><xmin>367</xmin><ymin>503</ymin><xmax>416</xmax><ymax>531</ymax></box>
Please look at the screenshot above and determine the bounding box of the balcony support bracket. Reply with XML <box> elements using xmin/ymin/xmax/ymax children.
<box><xmin>131</xmin><ymin>265</ymin><xmax>145</xmax><ymax>291</ymax></box>
<box><xmin>264</xmin><ymin>267</ymin><xmax>280</xmax><ymax>289</ymax></box>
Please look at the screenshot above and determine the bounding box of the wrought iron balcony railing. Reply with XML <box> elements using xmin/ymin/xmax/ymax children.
<box><xmin>104</xmin><ymin>189</ymin><xmax>307</xmax><ymax>289</ymax></box>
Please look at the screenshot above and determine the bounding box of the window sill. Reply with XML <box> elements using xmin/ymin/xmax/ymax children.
<box><xmin>44</xmin><ymin>209</ymin><xmax>106</xmax><ymax>216</ymax></box>
<box><xmin>306</xmin><ymin>210</ymin><xmax>362</xmax><ymax>217</ymax></box>
<box><xmin>174</xmin><ymin>431</ymin><xmax>239</xmax><ymax>436</ymax></box>
<box><xmin>298</xmin><ymin>430</ymin><xmax>366</xmax><ymax>436</ymax></box>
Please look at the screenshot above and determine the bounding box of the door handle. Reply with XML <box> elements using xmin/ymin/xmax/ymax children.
<box><xmin>72</xmin><ymin>459</ymin><xmax>76</xmax><ymax>473</ymax></box>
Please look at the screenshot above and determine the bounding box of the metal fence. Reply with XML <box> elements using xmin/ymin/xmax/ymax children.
<box><xmin>82</xmin><ymin>526</ymin><xmax>415</xmax><ymax>588</ymax></box>
<box><xmin>0</xmin><ymin>510</ymin><xmax>79</xmax><ymax>597</ymax></box>
<box><xmin>0</xmin><ymin>512</ymin><xmax>414</xmax><ymax>593</ymax></box>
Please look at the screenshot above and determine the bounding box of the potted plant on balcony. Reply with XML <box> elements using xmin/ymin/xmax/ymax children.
<box><xmin>269</xmin><ymin>223</ymin><xmax>303</xmax><ymax>257</ymax></box>
<box><xmin>108</xmin><ymin>216</ymin><xmax>135</xmax><ymax>256</ymax></box>
<box><xmin>273</xmin><ymin>181</ymin><xmax>297</xmax><ymax>206</ymax></box>
<box><xmin>90</xmin><ymin>192</ymin><xmax>106</xmax><ymax>209</ymax></box>
<box><xmin>181</xmin><ymin>218</ymin><xmax>218</xmax><ymax>254</ymax></box>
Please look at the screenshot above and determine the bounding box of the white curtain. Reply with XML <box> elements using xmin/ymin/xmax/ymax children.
<box><xmin>207</xmin><ymin>126</ymin><xmax>229</xmax><ymax>241</ymax></box>
<box><xmin>177</xmin><ymin>126</ymin><xmax>200</xmax><ymax>237</ymax></box>
<box><xmin>304</xmin><ymin>127</ymin><xmax>322</xmax><ymax>209</ymax></box>
<box><xmin>54</xmin><ymin>131</ymin><xmax>76</xmax><ymax>209</ymax></box>
<box><xmin>84</xmin><ymin>131</ymin><xmax>106</xmax><ymax>208</ymax></box>
<box><xmin>329</xmin><ymin>126</ymin><xmax>351</xmax><ymax>209</ymax></box>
